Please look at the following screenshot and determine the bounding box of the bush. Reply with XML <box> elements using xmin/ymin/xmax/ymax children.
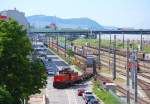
<box><xmin>93</xmin><ymin>81</ymin><xmax>121</xmax><ymax>104</ymax></box>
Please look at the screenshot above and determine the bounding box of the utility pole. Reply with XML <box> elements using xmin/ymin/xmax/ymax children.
<box><xmin>45</xmin><ymin>34</ymin><xmax>47</xmax><ymax>45</ymax></box>
<box><xmin>131</xmin><ymin>50</ymin><xmax>135</xmax><ymax>89</ymax></box>
<box><xmin>113</xmin><ymin>35</ymin><xmax>116</xmax><ymax>80</ymax></box>
<box><xmin>65</xmin><ymin>34</ymin><xmax>66</xmax><ymax>57</ymax></box>
<box><xmin>133</xmin><ymin>51</ymin><xmax>138</xmax><ymax>103</ymax></box>
<box><xmin>110</xmin><ymin>34</ymin><xmax>112</xmax><ymax>46</ymax></box>
<box><xmin>50</xmin><ymin>35</ymin><xmax>52</xmax><ymax>47</ymax></box>
<box><xmin>48</xmin><ymin>36</ymin><xmax>51</xmax><ymax>48</ymax></box>
<box><xmin>130</xmin><ymin>49</ymin><xmax>138</xmax><ymax>103</ymax></box>
<box><xmin>52</xmin><ymin>35</ymin><xmax>53</xmax><ymax>48</ymax></box>
<box><xmin>36</xmin><ymin>34</ymin><xmax>37</xmax><ymax>46</ymax></box>
<box><xmin>98</xmin><ymin>33</ymin><xmax>101</xmax><ymax>70</ymax></box>
<box><xmin>126</xmin><ymin>40</ymin><xmax>130</xmax><ymax>104</ymax></box>
<box><xmin>109</xmin><ymin>34</ymin><xmax>112</xmax><ymax>71</ymax></box>
<box><xmin>140</xmin><ymin>33</ymin><xmax>143</xmax><ymax>51</ymax></box>
<box><xmin>57</xmin><ymin>33</ymin><xmax>58</xmax><ymax>53</ymax></box>
<box><xmin>134</xmin><ymin>59</ymin><xmax>138</xmax><ymax>103</ymax></box>
<box><xmin>123</xmin><ymin>33</ymin><xmax>125</xmax><ymax>48</ymax></box>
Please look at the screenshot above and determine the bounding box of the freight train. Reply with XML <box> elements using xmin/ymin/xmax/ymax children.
<box><xmin>50</xmin><ymin>40</ymin><xmax>149</xmax><ymax>61</ymax></box>
<box><xmin>84</xmin><ymin>45</ymin><xmax>149</xmax><ymax>61</ymax></box>
<box><xmin>53</xmin><ymin>55</ymin><xmax>95</xmax><ymax>89</ymax></box>
<box><xmin>53</xmin><ymin>67</ymin><xmax>94</xmax><ymax>89</ymax></box>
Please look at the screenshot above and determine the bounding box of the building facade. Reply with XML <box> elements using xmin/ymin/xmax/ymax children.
<box><xmin>0</xmin><ymin>9</ymin><xmax>29</xmax><ymax>29</ymax></box>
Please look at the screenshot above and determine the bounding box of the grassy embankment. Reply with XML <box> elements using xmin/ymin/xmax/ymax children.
<box><xmin>54</xmin><ymin>36</ymin><xmax>150</xmax><ymax>53</ymax></box>
<box><xmin>72</xmin><ymin>38</ymin><xmax>137</xmax><ymax>48</ymax></box>
<box><xmin>93</xmin><ymin>81</ymin><xmax>121</xmax><ymax>104</ymax></box>
<box><xmin>72</xmin><ymin>65</ymin><xmax>123</xmax><ymax>104</ymax></box>
<box><xmin>98</xmin><ymin>67</ymin><xmax>125</xmax><ymax>83</ymax></box>
<box><xmin>144</xmin><ymin>45</ymin><xmax>150</xmax><ymax>53</ymax></box>
<box><xmin>72</xmin><ymin>38</ymin><xmax>150</xmax><ymax>53</ymax></box>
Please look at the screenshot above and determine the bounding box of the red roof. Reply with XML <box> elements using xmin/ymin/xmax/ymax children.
<box><xmin>0</xmin><ymin>15</ymin><xmax>8</xmax><ymax>20</ymax></box>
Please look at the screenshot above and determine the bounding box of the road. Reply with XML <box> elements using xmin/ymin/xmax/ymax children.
<box><xmin>45</xmin><ymin>48</ymin><xmax>92</xmax><ymax>104</ymax></box>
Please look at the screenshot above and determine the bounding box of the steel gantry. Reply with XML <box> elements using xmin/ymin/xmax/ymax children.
<box><xmin>29</xmin><ymin>29</ymin><xmax>150</xmax><ymax>35</ymax></box>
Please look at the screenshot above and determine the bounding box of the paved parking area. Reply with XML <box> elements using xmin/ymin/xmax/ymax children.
<box><xmin>29</xmin><ymin>48</ymin><xmax>93</xmax><ymax>104</ymax></box>
<box><xmin>45</xmin><ymin>48</ymin><xmax>92</xmax><ymax>104</ymax></box>
<box><xmin>46</xmin><ymin>77</ymin><xmax>88</xmax><ymax>104</ymax></box>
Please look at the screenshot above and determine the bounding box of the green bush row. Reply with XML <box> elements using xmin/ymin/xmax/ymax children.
<box><xmin>92</xmin><ymin>81</ymin><xmax>121</xmax><ymax>104</ymax></box>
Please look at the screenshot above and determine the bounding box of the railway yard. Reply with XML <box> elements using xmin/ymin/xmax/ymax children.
<box><xmin>46</xmin><ymin>36</ymin><xmax>150</xmax><ymax>104</ymax></box>
<box><xmin>2</xmin><ymin>1</ymin><xmax>150</xmax><ymax>104</ymax></box>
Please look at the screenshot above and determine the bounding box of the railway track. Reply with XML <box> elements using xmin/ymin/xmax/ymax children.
<box><xmin>98</xmin><ymin>55</ymin><xmax>150</xmax><ymax>101</ymax></box>
<box><xmin>50</xmin><ymin>40</ymin><xmax>150</xmax><ymax>72</ymax></box>
<box><xmin>96</xmin><ymin>74</ymin><xmax>149</xmax><ymax>104</ymax></box>
<box><xmin>51</xmin><ymin>42</ymin><xmax>150</xmax><ymax>80</ymax></box>
<box><xmin>49</xmin><ymin>42</ymin><xmax>150</xmax><ymax>103</ymax></box>
<box><xmin>138</xmin><ymin>79</ymin><xmax>150</xmax><ymax>98</ymax></box>
<box><xmin>51</xmin><ymin>41</ymin><xmax>150</xmax><ymax>77</ymax></box>
<box><xmin>83</xmin><ymin>45</ymin><xmax>150</xmax><ymax>72</ymax></box>
<box><xmin>75</xmin><ymin>45</ymin><xmax>150</xmax><ymax>77</ymax></box>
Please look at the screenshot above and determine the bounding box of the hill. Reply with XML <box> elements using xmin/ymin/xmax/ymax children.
<box><xmin>27</xmin><ymin>15</ymin><xmax>104</xmax><ymax>30</ymax></box>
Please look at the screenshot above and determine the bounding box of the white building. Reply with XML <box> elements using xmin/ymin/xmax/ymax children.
<box><xmin>0</xmin><ymin>9</ymin><xmax>29</xmax><ymax>29</ymax></box>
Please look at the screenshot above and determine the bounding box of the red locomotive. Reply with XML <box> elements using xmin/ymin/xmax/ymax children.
<box><xmin>53</xmin><ymin>67</ymin><xmax>94</xmax><ymax>89</ymax></box>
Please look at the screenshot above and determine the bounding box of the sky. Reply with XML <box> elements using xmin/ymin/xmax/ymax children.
<box><xmin>0</xmin><ymin>0</ymin><xmax>150</xmax><ymax>29</ymax></box>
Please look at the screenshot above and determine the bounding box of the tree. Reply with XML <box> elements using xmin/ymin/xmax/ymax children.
<box><xmin>0</xmin><ymin>86</ymin><xmax>14</xmax><ymax>104</ymax></box>
<box><xmin>66</xmin><ymin>48</ymin><xmax>74</xmax><ymax>64</ymax></box>
<box><xmin>0</xmin><ymin>18</ymin><xmax>47</xmax><ymax>104</ymax></box>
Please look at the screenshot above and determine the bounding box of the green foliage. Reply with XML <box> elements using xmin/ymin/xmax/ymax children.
<box><xmin>74</xmin><ymin>65</ymin><xmax>82</xmax><ymax>72</ymax></box>
<box><xmin>66</xmin><ymin>48</ymin><xmax>74</xmax><ymax>64</ymax></box>
<box><xmin>117</xmin><ymin>42</ymin><xmax>123</xmax><ymax>48</ymax></box>
<box><xmin>144</xmin><ymin>45</ymin><xmax>150</xmax><ymax>53</ymax></box>
<box><xmin>72</xmin><ymin>38</ymin><xmax>111</xmax><ymax>47</ymax></box>
<box><xmin>0</xmin><ymin>86</ymin><xmax>14</xmax><ymax>104</ymax></box>
<box><xmin>66</xmin><ymin>48</ymin><xmax>74</xmax><ymax>57</ymax></box>
<box><xmin>93</xmin><ymin>81</ymin><xmax>121</xmax><ymax>104</ymax></box>
<box><xmin>29</xmin><ymin>60</ymin><xmax>47</xmax><ymax>94</ymax></box>
<box><xmin>0</xmin><ymin>18</ymin><xmax>47</xmax><ymax>104</ymax></box>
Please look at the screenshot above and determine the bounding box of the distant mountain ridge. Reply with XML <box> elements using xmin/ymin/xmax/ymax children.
<box><xmin>27</xmin><ymin>15</ymin><xmax>105</xmax><ymax>30</ymax></box>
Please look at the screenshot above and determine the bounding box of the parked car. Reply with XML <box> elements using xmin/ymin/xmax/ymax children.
<box><xmin>45</xmin><ymin>66</ymin><xmax>53</xmax><ymax>71</ymax></box>
<box><xmin>77</xmin><ymin>88</ymin><xmax>85</xmax><ymax>96</ymax></box>
<box><xmin>47</xmin><ymin>70</ymin><xmax>55</xmax><ymax>75</ymax></box>
<box><xmin>88</xmin><ymin>99</ymin><xmax>100</xmax><ymax>104</ymax></box>
<box><xmin>45</xmin><ymin>55</ymin><xmax>52</xmax><ymax>61</ymax></box>
<box><xmin>84</xmin><ymin>95</ymin><xmax>96</xmax><ymax>104</ymax></box>
<box><xmin>82</xmin><ymin>91</ymin><xmax>93</xmax><ymax>99</ymax></box>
